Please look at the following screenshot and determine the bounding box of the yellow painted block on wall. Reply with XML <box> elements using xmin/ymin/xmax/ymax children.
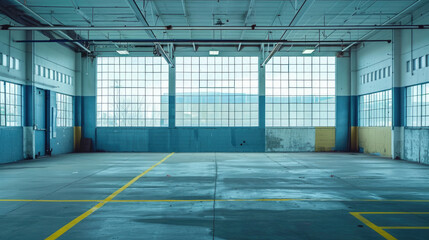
<box><xmin>74</xmin><ymin>127</ymin><xmax>82</xmax><ymax>152</ymax></box>
<box><xmin>358</xmin><ymin>127</ymin><xmax>391</xmax><ymax>157</ymax></box>
<box><xmin>315</xmin><ymin>127</ymin><xmax>335</xmax><ymax>152</ymax></box>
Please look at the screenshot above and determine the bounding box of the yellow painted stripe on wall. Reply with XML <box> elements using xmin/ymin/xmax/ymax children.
<box><xmin>315</xmin><ymin>127</ymin><xmax>335</xmax><ymax>152</ymax></box>
<box><xmin>350</xmin><ymin>126</ymin><xmax>359</xmax><ymax>152</ymax></box>
<box><xmin>358</xmin><ymin>127</ymin><xmax>391</xmax><ymax>157</ymax></box>
<box><xmin>74</xmin><ymin>127</ymin><xmax>81</xmax><ymax>152</ymax></box>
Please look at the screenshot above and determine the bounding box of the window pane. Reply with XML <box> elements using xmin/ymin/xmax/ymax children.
<box><xmin>56</xmin><ymin>93</ymin><xmax>73</xmax><ymax>127</ymax></box>
<box><xmin>359</xmin><ymin>90</ymin><xmax>392</xmax><ymax>127</ymax></box>
<box><xmin>96</xmin><ymin>57</ymin><xmax>169</xmax><ymax>127</ymax></box>
<box><xmin>265</xmin><ymin>56</ymin><xmax>336</xmax><ymax>127</ymax></box>
<box><xmin>5</xmin><ymin>82</ymin><xmax>22</xmax><ymax>126</ymax></box>
<box><xmin>175</xmin><ymin>57</ymin><xmax>258</xmax><ymax>127</ymax></box>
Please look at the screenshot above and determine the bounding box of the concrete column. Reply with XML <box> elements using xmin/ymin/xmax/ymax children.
<box><xmin>392</xmin><ymin>29</ymin><xmax>405</xmax><ymax>159</ymax></box>
<box><xmin>335</xmin><ymin>56</ymin><xmax>351</xmax><ymax>151</ymax></box>
<box><xmin>350</xmin><ymin>48</ymin><xmax>359</xmax><ymax>151</ymax></box>
<box><xmin>258</xmin><ymin>53</ymin><xmax>265</xmax><ymax>128</ymax></box>
<box><xmin>168</xmin><ymin>59</ymin><xmax>176</xmax><ymax>128</ymax></box>
<box><xmin>81</xmin><ymin>55</ymin><xmax>97</xmax><ymax>151</ymax></box>
<box><xmin>23</xmin><ymin>30</ymin><xmax>35</xmax><ymax>159</ymax></box>
<box><xmin>74</xmin><ymin>52</ymin><xmax>82</xmax><ymax>151</ymax></box>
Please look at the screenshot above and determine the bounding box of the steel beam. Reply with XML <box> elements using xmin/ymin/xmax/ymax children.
<box><xmin>342</xmin><ymin>0</ymin><xmax>422</xmax><ymax>52</ymax></box>
<box><xmin>126</xmin><ymin>0</ymin><xmax>174</xmax><ymax>67</ymax></box>
<box><xmin>10</xmin><ymin>0</ymin><xmax>91</xmax><ymax>53</ymax></box>
<box><xmin>238</xmin><ymin>0</ymin><xmax>256</xmax><ymax>51</ymax></box>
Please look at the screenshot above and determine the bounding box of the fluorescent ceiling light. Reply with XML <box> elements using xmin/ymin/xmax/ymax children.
<box><xmin>209</xmin><ymin>50</ymin><xmax>219</xmax><ymax>55</ymax></box>
<box><xmin>302</xmin><ymin>49</ymin><xmax>315</xmax><ymax>54</ymax></box>
<box><xmin>116</xmin><ymin>50</ymin><xmax>129</xmax><ymax>55</ymax></box>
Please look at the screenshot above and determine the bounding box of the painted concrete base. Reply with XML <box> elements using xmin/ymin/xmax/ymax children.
<box><xmin>404</xmin><ymin>128</ymin><xmax>429</xmax><ymax>164</ymax></box>
<box><xmin>392</xmin><ymin>127</ymin><xmax>404</xmax><ymax>159</ymax></box>
<box><xmin>23</xmin><ymin>126</ymin><xmax>35</xmax><ymax>159</ymax></box>
<box><xmin>265</xmin><ymin>128</ymin><xmax>316</xmax><ymax>152</ymax></box>
<box><xmin>358</xmin><ymin>127</ymin><xmax>392</xmax><ymax>157</ymax></box>
<box><xmin>0</xmin><ymin>127</ymin><xmax>23</xmax><ymax>163</ymax></box>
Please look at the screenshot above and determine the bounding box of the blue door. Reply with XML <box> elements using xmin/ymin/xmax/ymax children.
<box><xmin>35</xmin><ymin>88</ymin><xmax>46</xmax><ymax>157</ymax></box>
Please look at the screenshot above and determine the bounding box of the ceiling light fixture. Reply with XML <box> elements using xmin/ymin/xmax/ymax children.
<box><xmin>302</xmin><ymin>49</ymin><xmax>315</xmax><ymax>54</ymax></box>
<box><xmin>116</xmin><ymin>50</ymin><xmax>129</xmax><ymax>55</ymax></box>
<box><xmin>209</xmin><ymin>50</ymin><xmax>219</xmax><ymax>55</ymax></box>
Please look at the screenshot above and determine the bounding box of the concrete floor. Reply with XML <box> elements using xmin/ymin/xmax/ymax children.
<box><xmin>1</xmin><ymin>153</ymin><xmax>429</xmax><ymax>240</ymax></box>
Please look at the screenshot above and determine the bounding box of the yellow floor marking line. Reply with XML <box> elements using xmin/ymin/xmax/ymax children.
<box><xmin>44</xmin><ymin>152</ymin><xmax>174</xmax><ymax>240</ymax></box>
<box><xmin>1</xmin><ymin>198</ymin><xmax>429</xmax><ymax>203</ymax></box>
<box><xmin>0</xmin><ymin>199</ymin><xmax>101</xmax><ymax>203</ymax></box>
<box><xmin>350</xmin><ymin>212</ymin><xmax>397</xmax><ymax>240</ymax></box>
<box><xmin>381</xmin><ymin>226</ymin><xmax>429</xmax><ymax>230</ymax></box>
<box><xmin>356</xmin><ymin>212</ymin><xmax>429</xmax><ymax>214</ymax></box>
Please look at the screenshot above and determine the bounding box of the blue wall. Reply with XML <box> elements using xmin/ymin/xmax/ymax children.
<box><xmin>96</xmin><ymin>127</ymin><xmax>265</xmax><ymax>152</ymax></box>
<box><xmin>51</xmin><ymin>127</ymin><xmax>74</xmax><ymax>155</ymax></box>
<box><xmin>335</xmin><ymin>96</ymin><xmax>350</xmax><ymax>151</ymax></box>
<box><xmin>0</xmin><ymin>127</ymin><xmax>23</xmax><ymax>163</ymax></box>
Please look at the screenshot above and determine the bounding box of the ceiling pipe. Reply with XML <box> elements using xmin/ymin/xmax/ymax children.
<box><xmin>3</xmin><ymin>25</ymin><xmax>429</xmax><ymax>31</ymax></box>
<box><xmin>15</xmin><ymin>39</ymin><xmax>391</xmax><ymax>44</ymax></box>
<box><xmin>9</xmin><ymin>0</ymin><xmax>91</xmax><ymax>53</ymax></box>
<box><xmin>342</xmin><ymin>0</ymin><xmax>422</xmax><ymax>52</ymax></box>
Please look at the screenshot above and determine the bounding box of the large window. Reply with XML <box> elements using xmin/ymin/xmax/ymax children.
<box><xmin>407</xmin><ymin>83</ymin><xmax>429</xmax><ymax>127</ymax></box>
<box><xmin>0</xmin><ymin>82</ymin><xmax>22</xmax><ymax>127</ymax></box>
<box><xmin>97</xmin><ymin>57</ymin><xmax>169</xmax><ymax>127</ymax></box>
<box><xmin>266</xmin><ymin>56</ymin><xmax>336</xmax><ymax>127</ymax></box>
<box><xmin>56</xmin><ymin>93</ymin><xmax>73</xmax><ymax>127</ymax></box>
<box><xmin>359</xmin><ymin>90</ymin><xmax>392</xmax><ymax>127</ymax></box>
<box><xmin>175</xmin><ymin>57</ymin><xmax>259</xmax><ymax>127</ymax></box>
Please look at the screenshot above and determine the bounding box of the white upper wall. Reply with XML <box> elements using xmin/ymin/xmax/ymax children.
<box><xmin>0</xmin><ymin>14</ymin><xmax>77</xmax><ymax>96</ymax></box>
<box><xmin>354</xmin><ymin>3</ymin><xmax>429</xmax><ymax>95</ymax></box>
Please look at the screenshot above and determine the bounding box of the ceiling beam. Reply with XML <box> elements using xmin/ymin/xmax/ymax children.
<box><xmin>10</xmin><ymin>0</ymin><xmax>91</xmax><ymax>53</ymax></box>
<box><xmin>180</xmin><ymin>0</ymin><xmax>196</xmax><ymax>52</ymax></box>
<box><xmin>237</xmin><ymin>0</ymin><xmax>256</xmax><ymax>51</ymax></box>
<box><xmin>125</xmin><ymin>0</ymin><xmax>174</xmax><ymax>67</ymax></box>
<box><xmin>261</xmin><ymin>0</ymin><xmax>315</xmax><ymax>67</ymax></box>
<box><xmin>342</xmin><ymin>0</ymin><xmax>422</xmax><ymax>52</ymax></box>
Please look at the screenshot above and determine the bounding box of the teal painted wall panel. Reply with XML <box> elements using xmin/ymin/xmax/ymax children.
<box><xmin>96</xmin><ymin>127</ymin><xmax>265</xmax><ymax>152</ymax></box>
<box><xmin>335</xmin><ymin>96</ymin><xmax>350</xmax><ymax>151</ymax></box>
<box><xmin>0</xmin><ymin>127</ymin><xmax>23</xmax><ymax>163</ymax></box>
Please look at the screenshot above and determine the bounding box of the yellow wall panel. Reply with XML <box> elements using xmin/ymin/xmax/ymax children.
<box><xmin>315</xmin><ymin>127</ymin><xmax>335</xmax><ymax>152</ymax></box>
<box><xmin>358</xmin><ymin>127</ymin><xmax>391</xmax><ymax>157</ymax></box>
<box><xmin>74</xmin><ymin>127</ymin><xmax>81</xmax><ymax>152</ymax></box>
<box><xmin>351</xmin><ymin>126</ymin><xmax>359</xmax><ymax>152</ymax></box>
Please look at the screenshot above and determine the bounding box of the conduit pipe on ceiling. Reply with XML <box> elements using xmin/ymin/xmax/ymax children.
<box><xmin>14</xmin><ymin>39</ymin><xmax>392</xmax><ymax>44</ymax></box>
<box><xmin>2</xmin><ymin>25</ymin><xmax>429</xmax><ymax>31</ymax></box>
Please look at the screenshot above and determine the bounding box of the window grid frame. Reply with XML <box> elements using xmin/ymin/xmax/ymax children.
<box><xmin>406</xmin><ymin>83</ymin><xmax>429</xmax><ymax>127</ymax></box>
<box><xmin>175</xmin><ymin>56</ymin><xmax>259</xmax><ymax>127</ymax></box>
<box><xmin>56</xmin><ymin>93</ymin><xmax>73</xmax><ymax>127</ymax></box>
<box><xmin>359</xmin><ymin>90</ymin><xmax>392</xmax><ymax>127</ymax></box>
<box><xmin>97</xmin><ymin>57</ymin><xmax>169</xmax><ymax>127</ymax></box>
<box><xmin>266</xmin><ymin>56</ymin><xmax>336</xmax><ymax>127</ymax></box>
<box><xmin>1</xmin><ymin>82</ymin><xmax>22</xmax><ymax>127</ymax></box>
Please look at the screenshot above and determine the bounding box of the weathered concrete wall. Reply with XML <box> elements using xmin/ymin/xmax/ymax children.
<box><xmin>265</xmin><ymin>128</ymin><xmax>315</xmax><ymax>152</ymax></box>
<box><xmin>404</xmin><ymin>128</ymin><xmax>429</xmax><ymax>164</ymax></box>
<box><xmin>358</xmin><ymin>127</ymin><xmax>392</xmax><ymax>157</ymax></box>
